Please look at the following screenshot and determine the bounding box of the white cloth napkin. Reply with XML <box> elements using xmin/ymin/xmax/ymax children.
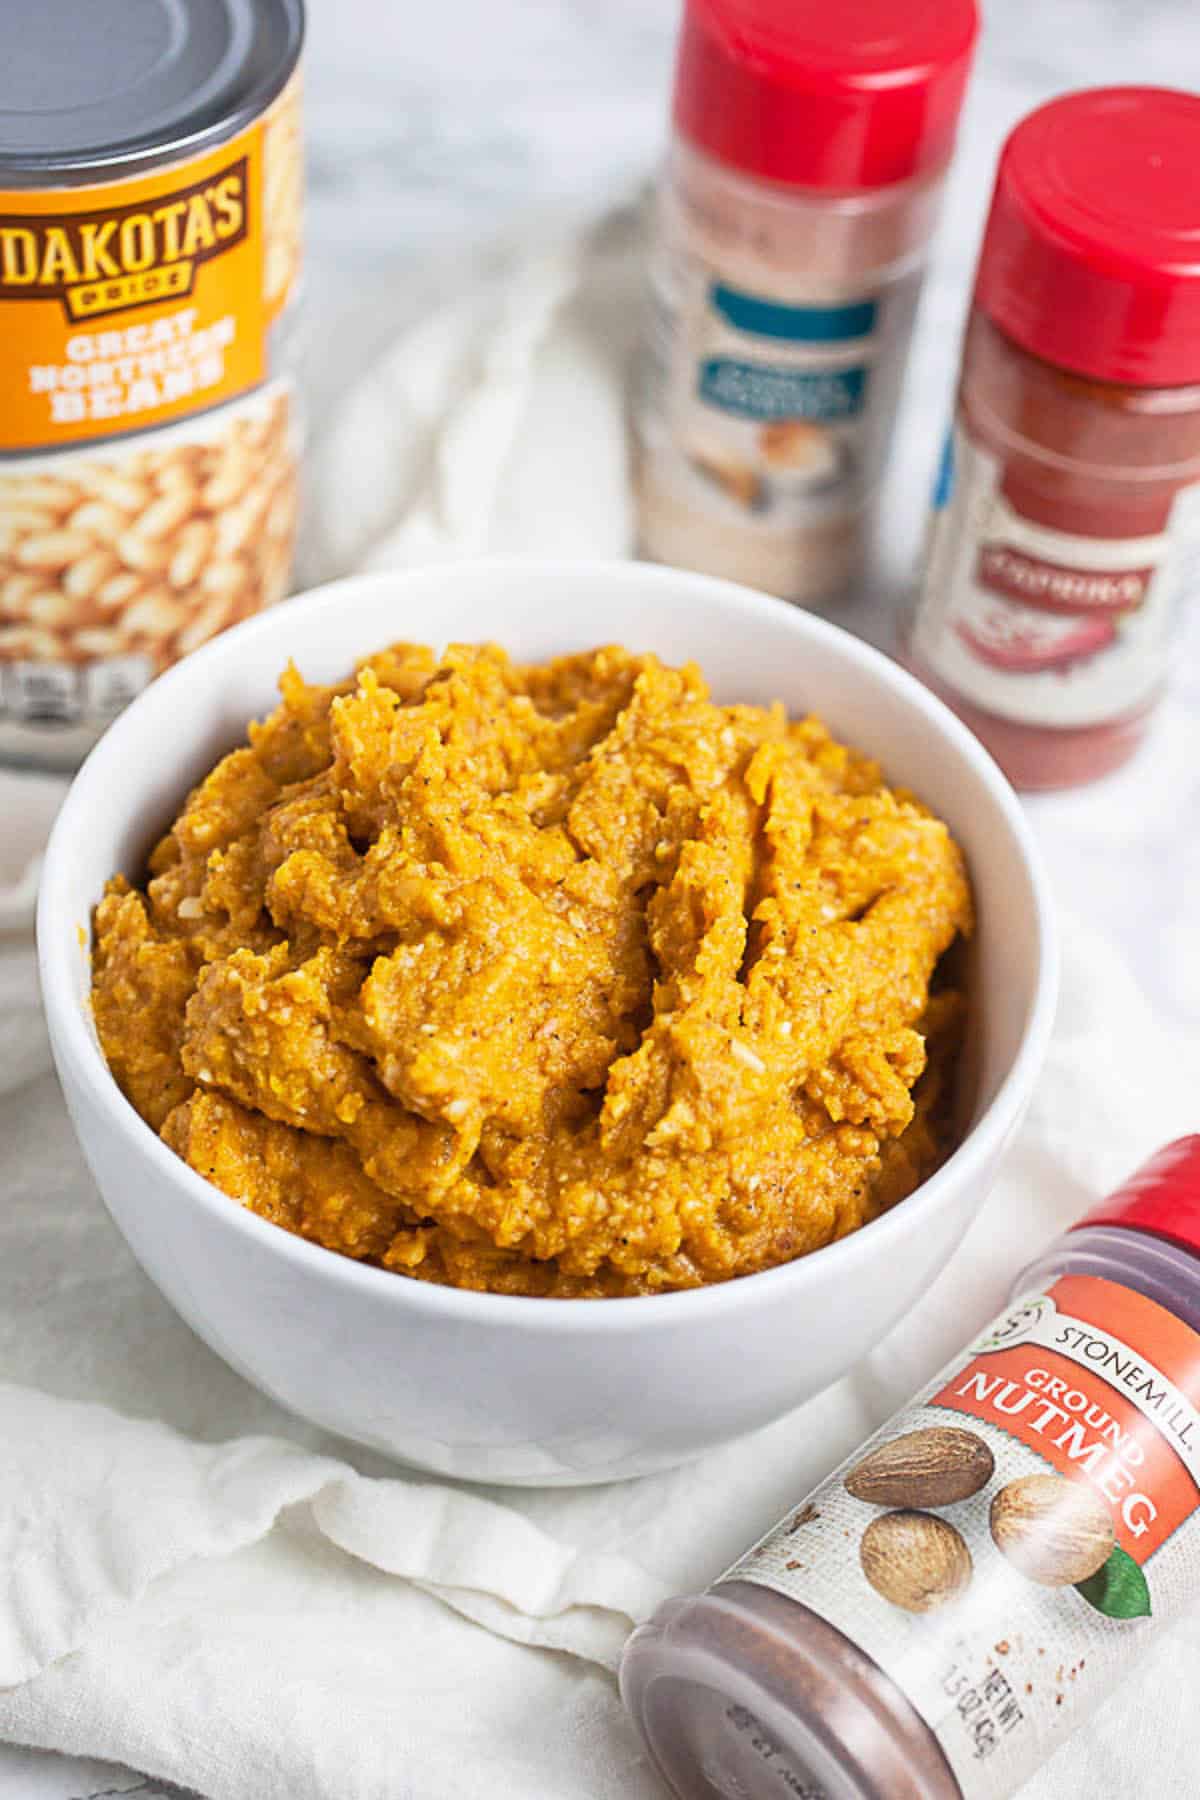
<box><xmin>2</xmin><ymin>215</ymin><xmax>1200</xmax><ymax>1800</ymax></box>
<box><xmin>300</xmin><ymin>210</ymin><xmax>640</xmax><ymax>581</ymax></box>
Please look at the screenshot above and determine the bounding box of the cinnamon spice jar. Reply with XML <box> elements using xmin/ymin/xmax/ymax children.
<box><xmin>635</xmin><ymin>0</ymin><xmax>979</xmax><ymax>607</ymax></box>
<box><xmin>909</xmin><ymin>88</ymin><xmax>1200</xmax><ymax>790</ymax></box>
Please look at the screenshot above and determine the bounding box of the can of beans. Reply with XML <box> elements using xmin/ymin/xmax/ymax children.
<box><xmin>0</xmin><ymin>0</ymin><xmax>304</xmax><ymax>770</ymax></box>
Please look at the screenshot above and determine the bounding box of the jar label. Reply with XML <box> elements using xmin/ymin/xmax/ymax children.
<box><xmin>911</xmin><ymin>420</ymin><xmax>1200</xmax><ymax>728</ymax></box>
<box><xmin>635</xmin><ymin>231</ymin><xmax>921</xmax><ymax>582</ymax></box>
<box><xmin>0</xmin><ymin>70</ymin><xmax>302</xmax><ymax>764</ymax></box>
<box><xmin>724</xmin><ymin>1273</ymin><xmax>1200</xmax><ymax>1798</ymax></box>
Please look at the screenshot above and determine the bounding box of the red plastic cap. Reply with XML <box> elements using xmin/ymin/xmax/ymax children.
<box><xmin>1076</xmin><ymin>1137</ymin><xmax>1200</xmax><ymax>1257</ymax></box>
<box><xmin>975</xmin><ymin>88</ymin><xmax>1200</xmax><ymax>388</ymax></box>
<box><xmin>672</xmin><ymin>0</ymin><xmax>979</xmax><ymax>192</ymax></box>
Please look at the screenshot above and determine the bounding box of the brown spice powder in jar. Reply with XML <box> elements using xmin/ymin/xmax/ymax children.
<box><xmin>624</xmin><ymin>1584</ymin><xmax>960</xmax><ymax>1799</ymax></box>
<box><xmin>638</xmin><ymin>149</ymin><xmax>948</xmax><ymax>606</ymax></box>
<box><xmin>909</xmin><ymin>88</ymin><xmax>1200</xmax><ymax>790</ymax></box>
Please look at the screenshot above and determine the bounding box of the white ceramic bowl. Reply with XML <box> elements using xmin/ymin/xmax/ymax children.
<box><xmin>38</xmin><ymin>560</ymin><xmax>1057</xmax><ymax>1486</ymax></box>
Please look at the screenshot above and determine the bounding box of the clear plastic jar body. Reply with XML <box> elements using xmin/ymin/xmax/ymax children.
<box><xmin>634</xmin><ymin>141</ymin><xmax>947</xmax><ymax>608</ymax></box>
<box><xmin>621</xmin><ymin>1581</ymin><xmax>959</xmax><ymax>1800</ymax></box>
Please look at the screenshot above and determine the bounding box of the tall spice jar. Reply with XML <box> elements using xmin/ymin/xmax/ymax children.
<box><xmin>623</xmin><ymin>1138</ymin><xmax>1200</xmax><ymax>1800</ymax></box>
<box><xmin>634</xmin><ymin>0</ymin><xmax>979</xmax><ymax>608</ymax></box>
<box><xmin>909</xmin><ymin>88</ymin><xmax>1200</xmax><ymax>789</ymax></box>
<box><xmin>0</xmin><ymin>0</ymin><xmax>305</xmax><ymax>772</ymax></box>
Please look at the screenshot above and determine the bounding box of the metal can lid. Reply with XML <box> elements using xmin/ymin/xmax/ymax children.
<box><xmin>0</xmin><ymin>0</ymin><xmax>303</xmax><ymax>185</ymax></box>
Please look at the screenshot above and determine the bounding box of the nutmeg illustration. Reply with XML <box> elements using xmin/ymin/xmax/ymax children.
<box><xmin>989</xmin><ymin>1474</ymin><xmax>1114</xmax><ymax>1587</ymax></box>
<box><xmin>845</xmin><ymin>1427</ymin><xmax>995</xmax><ymax>1509</ymax></box>
<box><xmin>859</xmin><ymin>1509</ymin><xmax>973</xmax><ymax>1613</ymax></box>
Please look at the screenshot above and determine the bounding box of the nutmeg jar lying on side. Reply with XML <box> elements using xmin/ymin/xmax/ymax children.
<box><xmin>623</xmin><ymin>1138</ymin><xmax>1200</xmax><ymax>1799</ymax></box>
<box><xmin>0</xmin><ymin>0</ymin><xmax>304</xmax><ymax>771</ymax></box>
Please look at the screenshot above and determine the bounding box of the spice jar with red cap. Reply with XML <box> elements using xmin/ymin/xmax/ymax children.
<box><xmin>634</xmin><ymin>0</ymin><xmax>979</xmax><ymax>607</ymax></box>
<box><xmin>910</xmin><ymin>87</ymin><xmax>1200</xmax><ymax>790</ymax></box>
<box><xmin>623</xmin><ymin>1137</ymin><xmax>1200</xmax><ymax>1799</ymax></box>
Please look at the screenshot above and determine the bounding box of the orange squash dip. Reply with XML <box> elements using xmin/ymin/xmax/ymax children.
<box><xmin>91</xmin><ymin>642</ymin><xmax>971</xmax><ymax>1296</ymax></box>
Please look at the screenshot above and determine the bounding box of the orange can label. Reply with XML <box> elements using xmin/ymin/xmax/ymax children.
<box><xmin>0</xmin><ymin>70</ymin><xmax>301</xmax><ymax>451</ymax></box>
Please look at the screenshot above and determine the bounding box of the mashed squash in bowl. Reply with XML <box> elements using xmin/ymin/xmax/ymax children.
<box><xmin>91</xmin><ymin>641</ymin><xmax>972</xmax><ymax>1298</ymax></box>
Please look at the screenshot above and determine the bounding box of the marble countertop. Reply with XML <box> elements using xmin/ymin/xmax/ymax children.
<box><xmin>5</xmin><ymin>0</ymin><xmax>1198</xmax><ymax>1793</ymax></box>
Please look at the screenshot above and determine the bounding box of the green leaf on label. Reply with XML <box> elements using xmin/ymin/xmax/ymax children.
<box><xmin>1075</xmin><ymin>1546</ymin><xmax>1152</xmax><ymax>1620</ymax></box>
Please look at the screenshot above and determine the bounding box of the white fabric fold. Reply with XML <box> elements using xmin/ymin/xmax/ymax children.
<box><xmin>0</xmin><ymin>1386</ymin><xmax>667</xmax><ymax>1691</ymax></box>
<box><xmin>302</xmin><ymin>212</ymin><xmax>639</xmax><ymax>581</ymax></box>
